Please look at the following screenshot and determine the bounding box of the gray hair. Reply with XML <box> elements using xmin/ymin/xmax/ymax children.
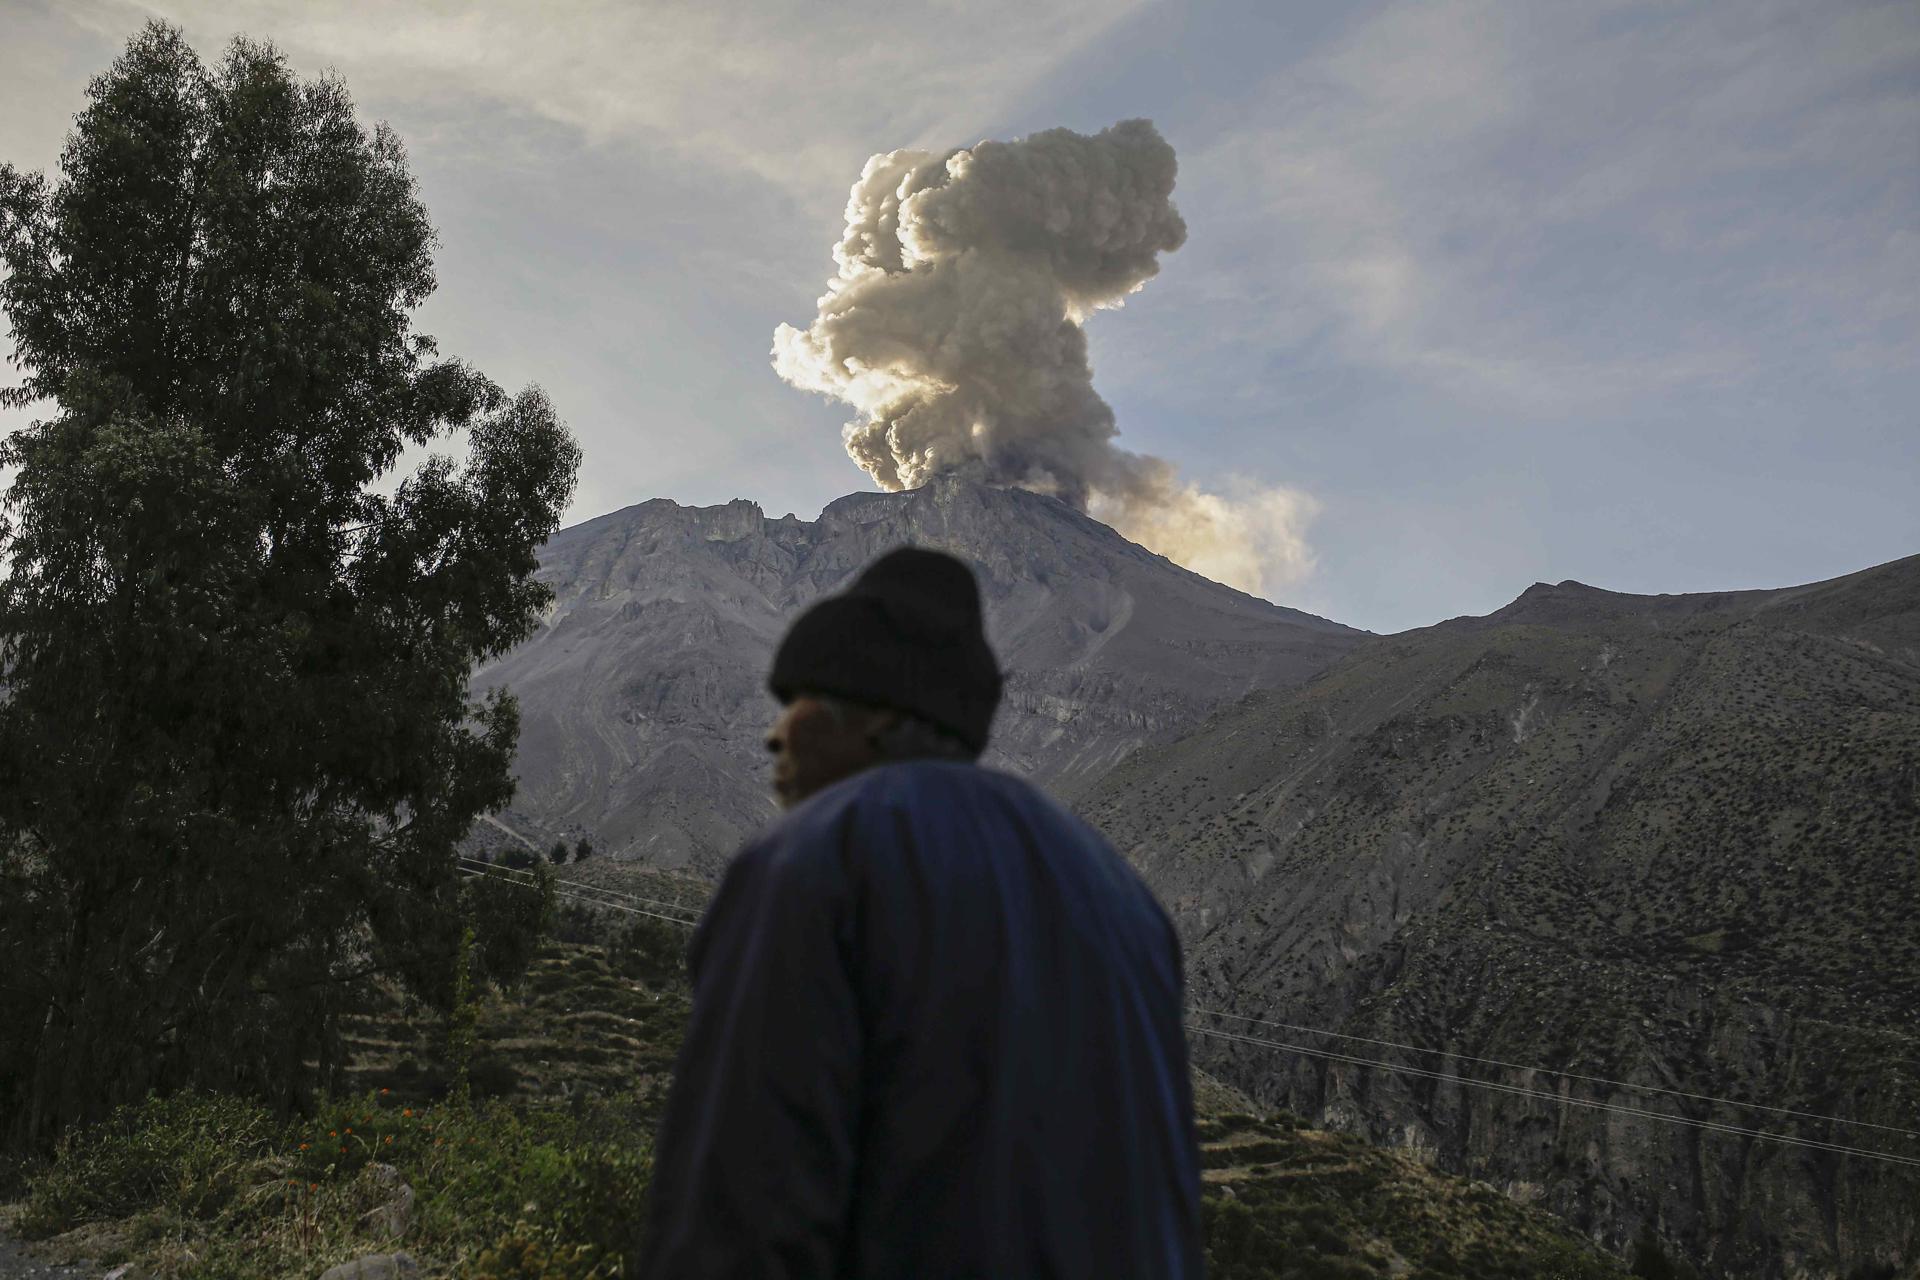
<box><xmin>816</xmin><ymin>695</ymin><xmax>980</xmax><ymax>763</ymax></box>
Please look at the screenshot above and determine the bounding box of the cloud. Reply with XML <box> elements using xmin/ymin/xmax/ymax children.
<box><xmin>75</xmin><ymin>0</ymin><xmax>1151</xmax><ymax>197</ymax></box>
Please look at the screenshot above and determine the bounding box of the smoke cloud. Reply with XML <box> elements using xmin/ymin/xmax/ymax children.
<box><xmin>773</xmin><ymin>118</ymin><xmax>1315</xmax><ymax>598</ymax></box>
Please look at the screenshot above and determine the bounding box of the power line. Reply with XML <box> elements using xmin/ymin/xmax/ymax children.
<box><xmin>456</xmin><ymin>860</ymin><xmax>702</xmax><ymax>929</ymax></box>
<box><xmin>456</xmin><ymin>857</ymin><xmax>703</xmax><ymax>922</ymax></box>
<box><xmin>457</xmin><ymin>856</ymin><xmax>704</xmax><ymax>917</ymax></box>
<box><xmin>1189</xmin><ymin>1007</ymin><xmax>1920</xmax><ymax>1141</ymax></box>
<box><xmin>1190</xmin><ymin>1025</ymin><xmax>1920</xmax><ymax>1170</ymax></box>
<box><xmin>460</xmin><ymin>861</ymin><xmax>691</xmax><ymax>924</ymax></box>
<box><xmin>456</xmin><ymin>858</ymin><xmax>1920</xmax><ymax>1166</ymax></box>
<box><xmin>456</xmin><ymin>844</ymin><xmax>714</xmax><ymax>905</ymax></box>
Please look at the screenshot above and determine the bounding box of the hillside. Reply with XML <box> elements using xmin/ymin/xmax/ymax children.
<box><xmin>473</xmin><ymin>475</ymin><xmax>1362</xmax><ymax>873</ymax></box>
<box><xmin>1079</xmin><ymin>555</ymin><xmax>1920</xmax><ymax>1278</ymax></box>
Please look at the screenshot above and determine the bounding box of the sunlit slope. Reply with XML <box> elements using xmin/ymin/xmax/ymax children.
<box><xmin>1081</xmin><ymin>555</ymin><xmax>1920</xmax><ymax>1278</ymax></box>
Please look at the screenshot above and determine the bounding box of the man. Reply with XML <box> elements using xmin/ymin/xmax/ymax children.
<box><xmin>639</xmin><ymin>547</ymin><xmax>1203</xmax><ymax>1277</ymax></box>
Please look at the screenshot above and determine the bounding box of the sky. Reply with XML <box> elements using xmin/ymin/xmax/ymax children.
<box><xmin>2</xmin><ymin>0</ymin><xmax>1915</xmax><ymax>634</ymax></box>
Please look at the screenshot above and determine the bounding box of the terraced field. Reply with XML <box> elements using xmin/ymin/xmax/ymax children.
<box><xmin>335</xmin><ymin>907</ymin><xmax>694</xmax><ymax>1115</ymax></box>
<box><xmin>1191</xmin><ymin>1075</ymin><xmax>1627</xmax><ymax>1278</ymax></box>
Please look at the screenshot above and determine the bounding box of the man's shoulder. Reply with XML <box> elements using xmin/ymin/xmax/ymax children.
<box><xmin>841</xmin><ymin>761</ymin><xmax>1102</xmax><ymax>835</ymax></box>
<box><xmin>738</xmin><ymin>762</ymin><xmax>1128</xmax><ymax>889</ymax></box>
<box><xmin>845</xmin><ymin>759</ymin><xmax>1046</xmax><ymax>803</ymax></box>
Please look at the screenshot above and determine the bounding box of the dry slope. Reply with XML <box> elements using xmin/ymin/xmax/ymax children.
<box><xmin>1082</xmin><ymin>554</ymin><xmax>1920</xmax><ymax>1278</ymax></box>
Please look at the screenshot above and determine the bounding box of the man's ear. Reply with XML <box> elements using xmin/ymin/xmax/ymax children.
<box><xmin>860</xmin><ymin>706</ymin><xmax>902</xmax><ymax>746</ymax></box>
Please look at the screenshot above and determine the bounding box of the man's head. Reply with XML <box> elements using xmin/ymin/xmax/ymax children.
<box><xmin>765</xmin><ymin>547</ymin><xmax>1001</xmax><ymax>808</ymax></box>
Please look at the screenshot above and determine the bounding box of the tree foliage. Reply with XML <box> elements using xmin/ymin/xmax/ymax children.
<box><xmin>0</xmin><ymin>23</ymin><xmax>580</xmax><ymax>1147</ymax></box>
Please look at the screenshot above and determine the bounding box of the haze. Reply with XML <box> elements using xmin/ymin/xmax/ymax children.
<box><xmin>2</xmin><ymin>0</ymin><xmax>1914</xmax><ymax>633</ymax></box>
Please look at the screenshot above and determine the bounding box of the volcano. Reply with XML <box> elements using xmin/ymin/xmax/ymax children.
<box><xmin>473</xmin><ymin>474</ymin><xmax>1365</xmax><ymax>872</ymax></box>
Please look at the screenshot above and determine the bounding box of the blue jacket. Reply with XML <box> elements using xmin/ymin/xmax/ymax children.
<box><xmin>639</xmin><ymin>761</ymin><xmax>1204</xmax><ymax>1278</ymax></box>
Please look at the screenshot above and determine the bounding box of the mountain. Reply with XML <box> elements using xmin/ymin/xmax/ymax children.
<box><xmin>1078</xmin><ymin>554</ymin><xmax>1920</xmax><ymax>1278</ymax></box>
<box><xmin>473</xmin><ymin>475</ymin><xmax>1363</xmax><ymax>873</ymax></box>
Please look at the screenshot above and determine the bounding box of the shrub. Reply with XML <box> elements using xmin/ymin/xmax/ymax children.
<box><xmin>472</xmin><ymin>1224</ymin><xmax>614</xmax><ymax>1280</ymax></box>
<box><xmin>607</xmin><ymin>917</ymin><xmax>688</xmax><ymax>984</ymax></box>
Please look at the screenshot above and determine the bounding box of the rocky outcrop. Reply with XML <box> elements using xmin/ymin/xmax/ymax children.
<box><xmin>317</xmin><ymin>1255</ymin><xmax>417</xmax><ymax>1280</ymax></box>
<box><xmin>474</xmin><ymin>475</ymin><xmax>1363</xmax><ymax>873</ymax></box>
<box><xmin>1080</xmin><ymin>554</ymin><xmax>1920</xmax><ymax>1278</ymax></box>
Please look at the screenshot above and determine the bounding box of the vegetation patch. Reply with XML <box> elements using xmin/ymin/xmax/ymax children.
<box><xmin>19</xmin><ymin>1090</ymin><xmax>651</xmax><ymax>1280</ymax></box>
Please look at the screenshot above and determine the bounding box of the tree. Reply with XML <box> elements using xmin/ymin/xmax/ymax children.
<box><xmin>549</xmin><ymin>839</ymin><xmax>570</xmax><ymax>865</ymax></box>
<box><xmin>0</xmin><ymin>23</ymin><xmax>580</xmax><ymax>1147</ymax></box>
<box><xmin>574</xmin><ymin>837</ymin><xmax>595</xmax><ymax>862</ymax></box>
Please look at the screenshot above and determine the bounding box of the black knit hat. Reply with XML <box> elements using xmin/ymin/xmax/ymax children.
<box><xmin>769</xmin><ymin>547</ymin><xmax>1002</xmax><ymax>753</ymax></box>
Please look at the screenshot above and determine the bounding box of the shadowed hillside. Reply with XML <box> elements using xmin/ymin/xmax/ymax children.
<box><xmin>7</xmin><ymin>870</ymin><xmax>1636</xmax><ymax>1277</ymax></box>
<box><xmin>1080</xmin><ymin>555</ymin><xmax>1920</xmax><ymax>1278</ymax></box>
<box><xmin>363</xmin><ymin>880</ymin><xmax>1634</xmax><ymax>1278</ymax></box>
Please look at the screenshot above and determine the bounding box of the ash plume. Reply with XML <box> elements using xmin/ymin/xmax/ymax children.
<box><xmin>773</xmin><ymin>118</ymin><xmax>1315</xmax><ymax>596</ymax></box>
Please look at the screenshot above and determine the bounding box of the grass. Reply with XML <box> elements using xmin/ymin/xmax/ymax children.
<box><xmin>16</xmin><ymin>1091</ymin><xmax>652</xmax><ymax>1279</ymax></box>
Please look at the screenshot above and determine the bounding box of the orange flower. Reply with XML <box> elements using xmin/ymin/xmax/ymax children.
<box><xmin>339</xmin><ymin>1146</ymin><xmax>347</xmax><ymax>1154</ymax></box>
<box><xmin>344</xmin><ymin>1127</ymin><xmax>352</xmax><ymax>1135</ymax></box>
<box><xmin>329</xmin><ymin>1130</ymin><xmax>338</xmax><ymax>1137</ymax></box>
<box><xmin>384</xmin><ymin>1135</ymin><xmax>394</xmax><ymax>1145</ymax></box>
<box><xmin>402</xmin><ymin>1109</ymin><xmax>413</xmax><ymax>1117</ymax></box>
<box><xmin>299</xmin><ymin>1142</ymin><xmax>310</xmax><ymax>1151</ymax></box>
<box><xmin>309</xmin><ymin>1182</ymin><xmax>318</xmax><ymax>1192</ymax></box>
<box><xmin>380</xmin><ymin>1088</ymin><xmax>390</xmax><ymax>1095</ymax></box>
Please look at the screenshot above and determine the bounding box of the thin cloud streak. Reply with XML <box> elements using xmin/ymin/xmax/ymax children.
<box><xmin>1166</xmin><ymin>0</ymin><xmax>1920</xmax><ymax>411</ymax></box>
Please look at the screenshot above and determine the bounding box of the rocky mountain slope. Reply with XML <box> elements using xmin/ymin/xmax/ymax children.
<box><xmin>1080</xmin><ymin>555</ymin><xmax>1920</xmax><ymax>1278</ymax></box>
<box><xmin>473</xmin><ymin>475</ymin><xmax>1362</xmax><ymax>873</ymax></box>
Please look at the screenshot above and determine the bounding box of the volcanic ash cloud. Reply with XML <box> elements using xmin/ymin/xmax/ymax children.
<box><xmin>773</xmin><ymin>118</ymin><xmax>1316</xmax><ymax>597</ymax></box>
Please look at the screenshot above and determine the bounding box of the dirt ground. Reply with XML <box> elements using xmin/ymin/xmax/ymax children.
<box><xmin>0</xmin><ymin>1233</ymin><xmax>99</xmax><ymax>1280</ymax></box>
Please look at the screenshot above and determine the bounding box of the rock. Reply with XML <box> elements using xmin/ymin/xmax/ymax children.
<box><xmin>317</xmin><ymin>1253</ymin><xmax>417</xmax><ymax>1280</ymax></box>
<box><xmin>358</xmin><ymin>1163</ymin><xmax>413</xmax><ymax>1241</ymax></box>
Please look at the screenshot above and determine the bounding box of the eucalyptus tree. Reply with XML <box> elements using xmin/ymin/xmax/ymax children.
<box><xmin>0</xmin><ymin>23</ymin><xmax>579</xmax><ymax>1145</ymax></box>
